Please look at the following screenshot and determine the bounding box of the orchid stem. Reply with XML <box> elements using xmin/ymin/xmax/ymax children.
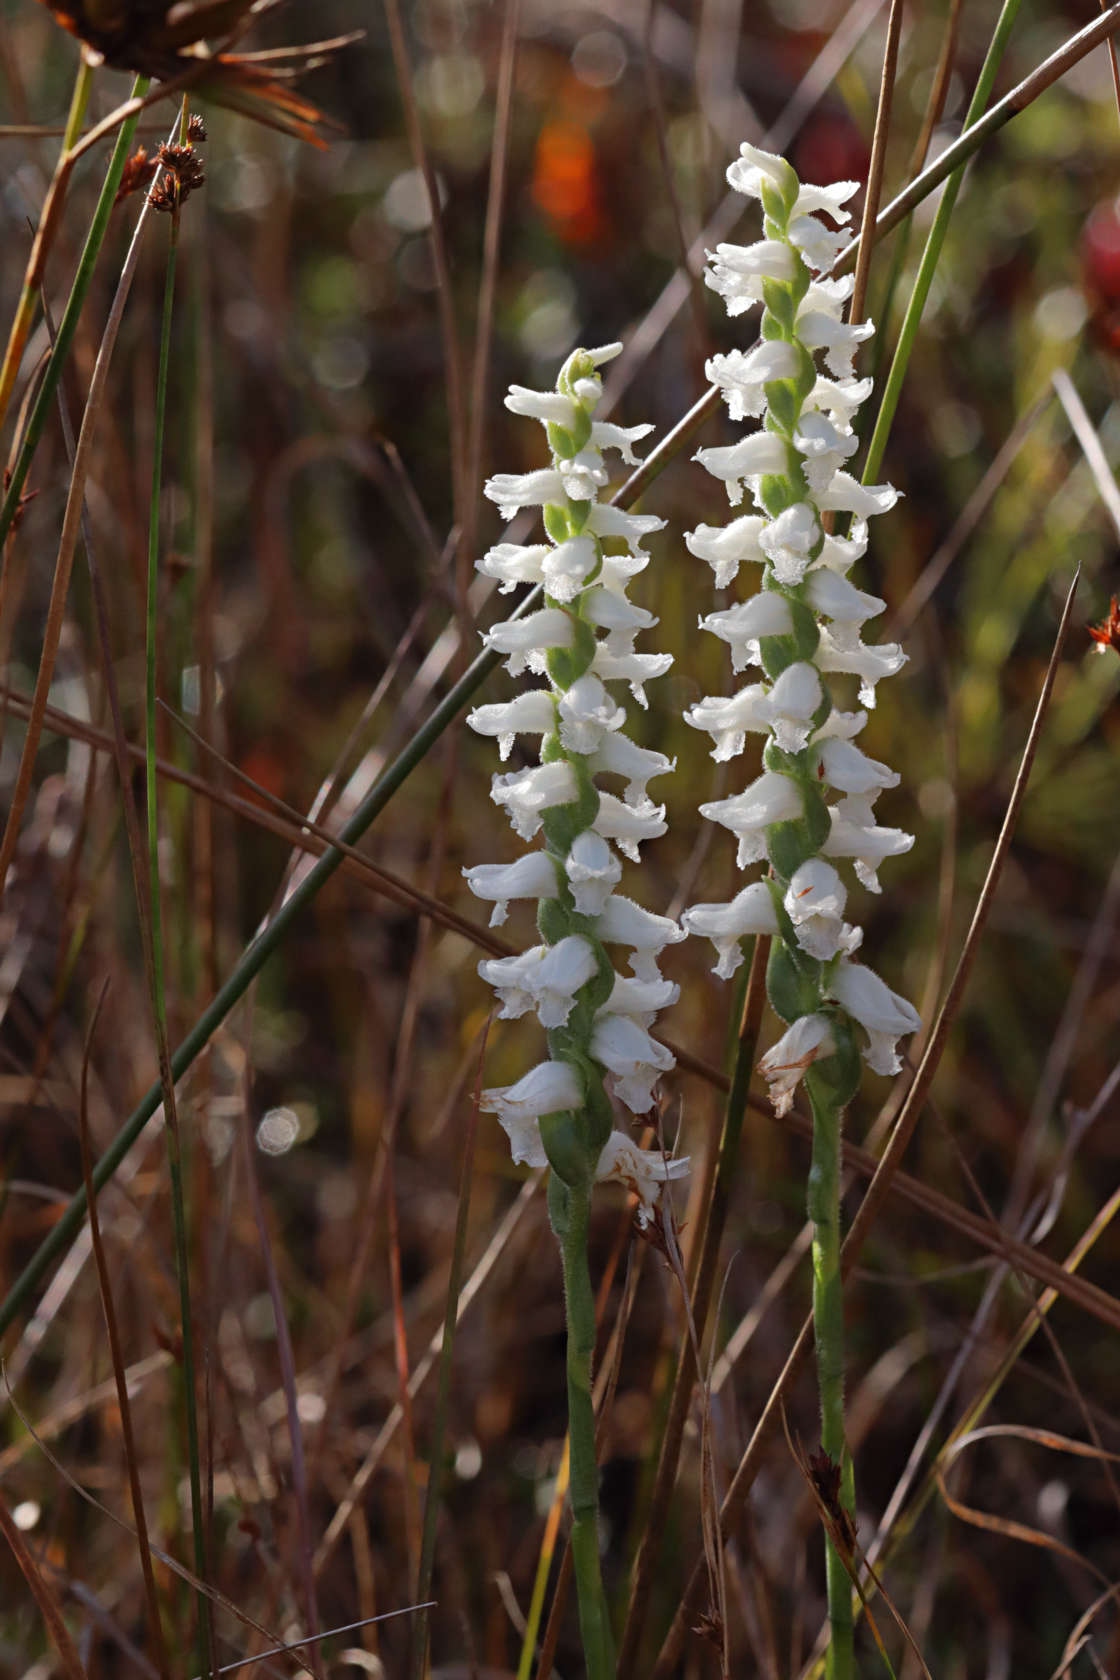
<box><xmin>808</xmin><ymin>1086</ymin><xmax>855</xmax><ymax>1680</ymax></box>
<box><xmin>548</xmin><ymin>1170</ymin><xmax>614</xmax><ymax>1680</ymax></box>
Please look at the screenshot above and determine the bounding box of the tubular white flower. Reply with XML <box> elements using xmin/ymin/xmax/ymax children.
<box><xmin>681</xmin><ymin>880</ymin><xmax>779</xmax><ymax>978</ymax></box>
<box><xmin>783</xmin><ymin>860</ymin><xmax>862</xmax><ymax>962</ymax></box>
<box><xmin>685</xmin><ymin>514</ymin><xmax>768</xmax><ymax>587</ymax></box>
<box><xmin>590</xmin><ymin>1014</ymin><xmax>675</xmax><ymax>1114</ymax></box>
<box><xmin>491</xmin><ymin>761</ymin><xmax>578</xmax><ymax>839</ymax></box>
<box><xmin>467</xmin><ymin>691</ymin><xmax>556</xmax><ymax>759</ymax></box>
<box><xmin>564</xmin><ymin>831</ymin><xmax>622</xmax><ymax>915</ymax></box>
<box><xmin>479</xmin><ymin>937</ymin><xmax>599</xmax><ymax>1029</ymax></box>
<box><xmin>557</xmin><ymin>673</ymin><xmax>626</xmax><ymax>754</ymax></box>
<box><xmin>471</xmin><ymin>346</ymin><xmax>683</xmax><ymax>1215</ymax></box>
<box><xmin>485</xmin><ymin>468</ymin><xmax>567</xmax><ymax>519</ymax></box>
<box><xmin>463</xmin><ymin>852</ymin><xmax>560</xmax><ymax>925</ymax></box>
<box><xmin>825</xmin><ymin>961</ymin><xmax>922</xmax><ymax>1076</ymax></box>
<box><xmin>685</xmin><ymin>145</ymin><xmax>919</xmax><ymax>1098</ymax></box>
<box><xmin>758</xmin><ymin>503</ymin><xmax>821</xmax><ymax>585</ymax></box>
<box><xmin>699</xmin><ymin>589</ymin><xmax>794</xmax><ymax>672</ymax></box>
<box><xmin>479</xmin><ymin>542</ymin><xmax>551</xmax><ymax>592</ymax></box>
<box><xmin>481</xmin><ymin>1059</ymin><xmax>584</xmax><ymax>1147</ymax></box>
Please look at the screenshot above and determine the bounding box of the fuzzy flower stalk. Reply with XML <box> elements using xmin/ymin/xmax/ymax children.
<box><xmin>682</xmin><ymin>144</ymin><xmax>921</xmax><ymax>1678</ymax></box>
<box><xmin>465</xmin><ymin>344</ymin><xmax>686</xmax><ymax>1679</ymax></box>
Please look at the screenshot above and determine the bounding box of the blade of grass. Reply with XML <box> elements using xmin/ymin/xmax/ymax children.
<box><xmin>0</xmin><ymin>75</ymin><xmax>149</xmax><ymax>551</ymax></box>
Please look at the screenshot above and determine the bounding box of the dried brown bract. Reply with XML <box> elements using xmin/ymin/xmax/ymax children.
<box><xmin>114</xmin><ymin>144</ymin><xmax>159</xmax><ymax>204</ymax></box>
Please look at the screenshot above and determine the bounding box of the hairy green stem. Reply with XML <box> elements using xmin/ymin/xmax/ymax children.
<box><xmin>808</xmin><ymin>1087</ymin><xmax>854</xmax><ymax>1680</ymax></box>
<box><xmin>549</xmin><ymin>1171</ymin><xmax>614</xmax><ymax>1680</ymax></box>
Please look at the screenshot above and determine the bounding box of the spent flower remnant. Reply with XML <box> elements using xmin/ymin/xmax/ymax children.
<box><xmin>683</xmin><ymin>143</ymin><xmax>920</xmax><ymax>1114</ymax></box>
<box><xmin>465</xmin><ymin>344</ymin><xmax>687</xmax><ymax>1225</ymax></box>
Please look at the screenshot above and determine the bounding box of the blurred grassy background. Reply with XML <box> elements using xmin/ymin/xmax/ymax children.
<box><xmin>1</xmin><ymin>0</ymin><xmax>1120</xmax><ymax>1674</ymax></box>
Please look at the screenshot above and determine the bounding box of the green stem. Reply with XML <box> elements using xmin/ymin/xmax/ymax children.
<box><xmin>0</xmin><ymin>75</ymin><xmax>149</xmax><ymax>546</ymax></box>
<box><xmin>861</xmin><ymin>0</ymin><xmax>1024</xmax><ymax>485</ymax></box>
<box><xmin>807</xmin><ymin>1086</ymin><xmax>854</xmax><ymax>1680</ymax></box>
<box><xmin>549</xmin><ymin>1172</ymin><xmax>614</xmax><ymax>1680</ymax></box>
<box><xmin>146</xmin><ymin>182</ymin><xmax>214</xmax><ymax>1678</ymax></box>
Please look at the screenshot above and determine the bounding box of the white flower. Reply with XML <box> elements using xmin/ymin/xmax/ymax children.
<box><xmin>589</xmin><ymin>1013</ymin><xmax>675</xmax><ymax>1113</ymax></box>
<box><xmin>685</xmin><ymin>515</ymin><xmax>768</xmax><ymax>588</ymax></box>
<box><xmin>557</xmin><ymin>673</ymin><xmax>626</xmax><ymax>754</ymax></box>
<box><xmin>705</xmin><ymin>239</ymin><xmax>797</xmax><ymax>315</ymax></box>
<box><xmin>826</xmin><ymin>961</ymin><xmax>921</xmax><ymax>1075</ymax></box>
<box><xmin>463</xmin><ymin>852</ymin><xmax>560</xmax><ymax>925</ymax></box>
<box><xmin>699</xmin><ymin>589</ymin><xmax>794</xmax><ymax>672</ymax></box>
<box><xmin>812</xmin><ymin>521</ymin><xmax>869</xmax><ymax>575</ymax></box>
<box><xmin>817</xmin><ymin>470</ymin><xmax>899</xmax><ymax>522</ymax></box>
<box><xmin>479</xmin><ymin>936</ymin><xmax>599</xmax><ymax>1029</ymax></box>
<box><xmin>467</xmin><ymin>690</ymin><xmax>555</xmax><ymax>759</ymax></box>
<box><xmin>757</xmin><ymin>1014</ymin><xmax>837</xmax><ymax>1115</ymax></box>
<box><xmin>793</xmin><ymin>411</ymin><xmax>858</xmax><ymax>492</ymax></box>
<box><xmin>591</xmin><ymin>731</ymin><xmax>674</xmax><ymax>801</ymax></box>
<box><xmin>491</xmin><ymin>761</ymin><xmax>577</xmax><ymax>839</ymax></box>
<box><xmin>758</xmin><ymin>503</ymin><xmax>820</xmax><ymax>585</ymax></box>
<box><xmin>700</xmin><ymin>771</ymin><xmax>803</xmax><ymax>868</ymax></box>
<box><xmin>783</xmin><ymin>860</ymin><xmax>862</xmax><ymax>961</ymax></box>
<box><xmin>591</xmin><ymin>420</ymin><xmax>655</xmax><ymax>461</ymax></box>
<box><xmin>593</xmin><ymin>894</ymin><xmax>685</xmax><ymax>980</ymax></box>
<box><xmin>593</xmin><ymin>792</ymin><xmax>668</xmax><ymax>861</ymax></box>
<box><xmin>591</xmin><ymin>646</ymin><xmax>674</xmax><ymax>706</ymax></box>
<box><xmin>682</xmin><ymin>880</ymin><xmax>779</xmax><ymax>978</ymax></box>
<box><xmin>822</xmin><ymin>794</ymin><xmax>914</xmax><ymax>891</ymax></box>
<box><xmin>557</xmin><ymin>448</ymin><xmax>609</xmax><ymax>501</ymax></box>
<box><xmin>505</xmin><ymin>386</ymin><xmax>580</xmax><ymax>428</ymax></box>
<box><xmin>485</xmin><ymin>468</ymin><xmax>567</xmax><ymax>520</ymax></box>
<box><xmin>694</xmin><ymin>432</ymin><xmax>789</xmax><ymax>506</ymax></box>
<box><xmin>807</xmin><ymin>375</ymin><xmax>873</xmax><ymax>424</ymax></box>
<box><xmin>483</xmin><ymin>608</ymin><xmax>574</xmax><ymax>677</ymax></box>
<box><xmin>585</xmin><ymin>502</ymin><xmax>666</xmax><ymax>554</ymax></box>
<box><xmin>787</xmin><ymin>213</ymin><xmax>848</xmax><ymax>272</ymax></box>
<box><xmin>541</xmin><ymin>535</ymin><xmax>599</xmax><ymax>602</ymax></box>
<box><xmin>482</xmin><ymin>1059</ymin><xmax>584</xmax><ymax>1157</ymax></box>
<box><xmin>685</xmin><ymin>683</ymin><xmax>773</xmax><ymax>761</ymax></box>
<box><xmin>794</xmin><ymin>313</ymin><xmax>875</xmax><ymax>380</ymax></box>
<box><xmin>805</xmin><ymin>568</ymin><xmax>885</xmax><ymax>624</ymax></box>
<box><xmin>584</xmin><ymin>585</ymin><xmax>657</xmax><ymax>651</ymax></box>
<box><xmin>594</xmin><ymin>1130</ymin><xmax>690</xmax><ymax>1228</ymax></box>
<box><xmin>815</xmin><ymin>624</ymin><xmax>907</xmax><ymax>707</ymax></box>
<box><xmin>791</xmin><ymin>179</ymin><xmax>859</xmax><ymax>224</ymax></box>
<box><xmin>478</xmin><ymin>542</ymin><xmax>551</xmax><ymax>592</ymax></box>
<box><xmin>815</xmin><ymin>736</ymin><xmax>899</xmax><ymax>795</ymax></box>
<box><xmin>708</xmin><ymin>341</ymin><xmax>801</xmax><ymax>421</ymax></box>
<box><xmin>564</xmin><ymin>830</ymin><xmax>622</xmax><ymax>915</ymax></box>
<box><xmin>725</xmin><ymin>141</ymin><xmax>800</xmax><ymax>204</ymax></box>
<box><xmin>754</xmin><ymin>660</ymin><xmax>824</xmax><ymax>752</ymax></box>
<box><xmin>598</xmin><ymin>972</ymin><xmax>680</xmax><ymax>1023</ymax></box>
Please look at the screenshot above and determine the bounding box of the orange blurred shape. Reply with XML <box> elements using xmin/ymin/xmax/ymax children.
<box><xmin>531</xmin><ymin>120</ymin><xmax>604</xmax><ymax>245</ymax></box>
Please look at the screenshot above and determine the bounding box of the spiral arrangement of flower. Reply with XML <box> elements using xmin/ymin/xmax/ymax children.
<box><xmin>680</xmin><ymin>142</ymin><xmax>921</xmax><ymax>1679</ymax></box>
<box><xmin>464</xmin><ymin>343</ymin><xmax>687</xmax><ymax>1678</ymax></box>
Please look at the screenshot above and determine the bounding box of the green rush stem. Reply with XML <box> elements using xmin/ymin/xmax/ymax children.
<box><xmin>557</xmin><ymin>1176</ymin><xmax>615</xmax><ymax>1680</ymax></box>
<box><xmin>147</xmin><ymin>193</ymin><xmax>213</xmax><ymax>1678</ymax></box>
<box><xmin>0</xmin><ymin>58</ymin><xmax>92</xmax><ymax>440</ymax></box>
<box><xmin>0</xmin><ymin>75</ymin><xmax>149</xmax><ymax>547</ymax></box>
<box><xmin>861</xmin><ymin>0</ymin><xmax>1024</xmax><ymax>486</ymax></box>
<box><xmin>808</xmin><ymin>1087</ymin><xmax>854</xmax><ymax>1680</ymax></box>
